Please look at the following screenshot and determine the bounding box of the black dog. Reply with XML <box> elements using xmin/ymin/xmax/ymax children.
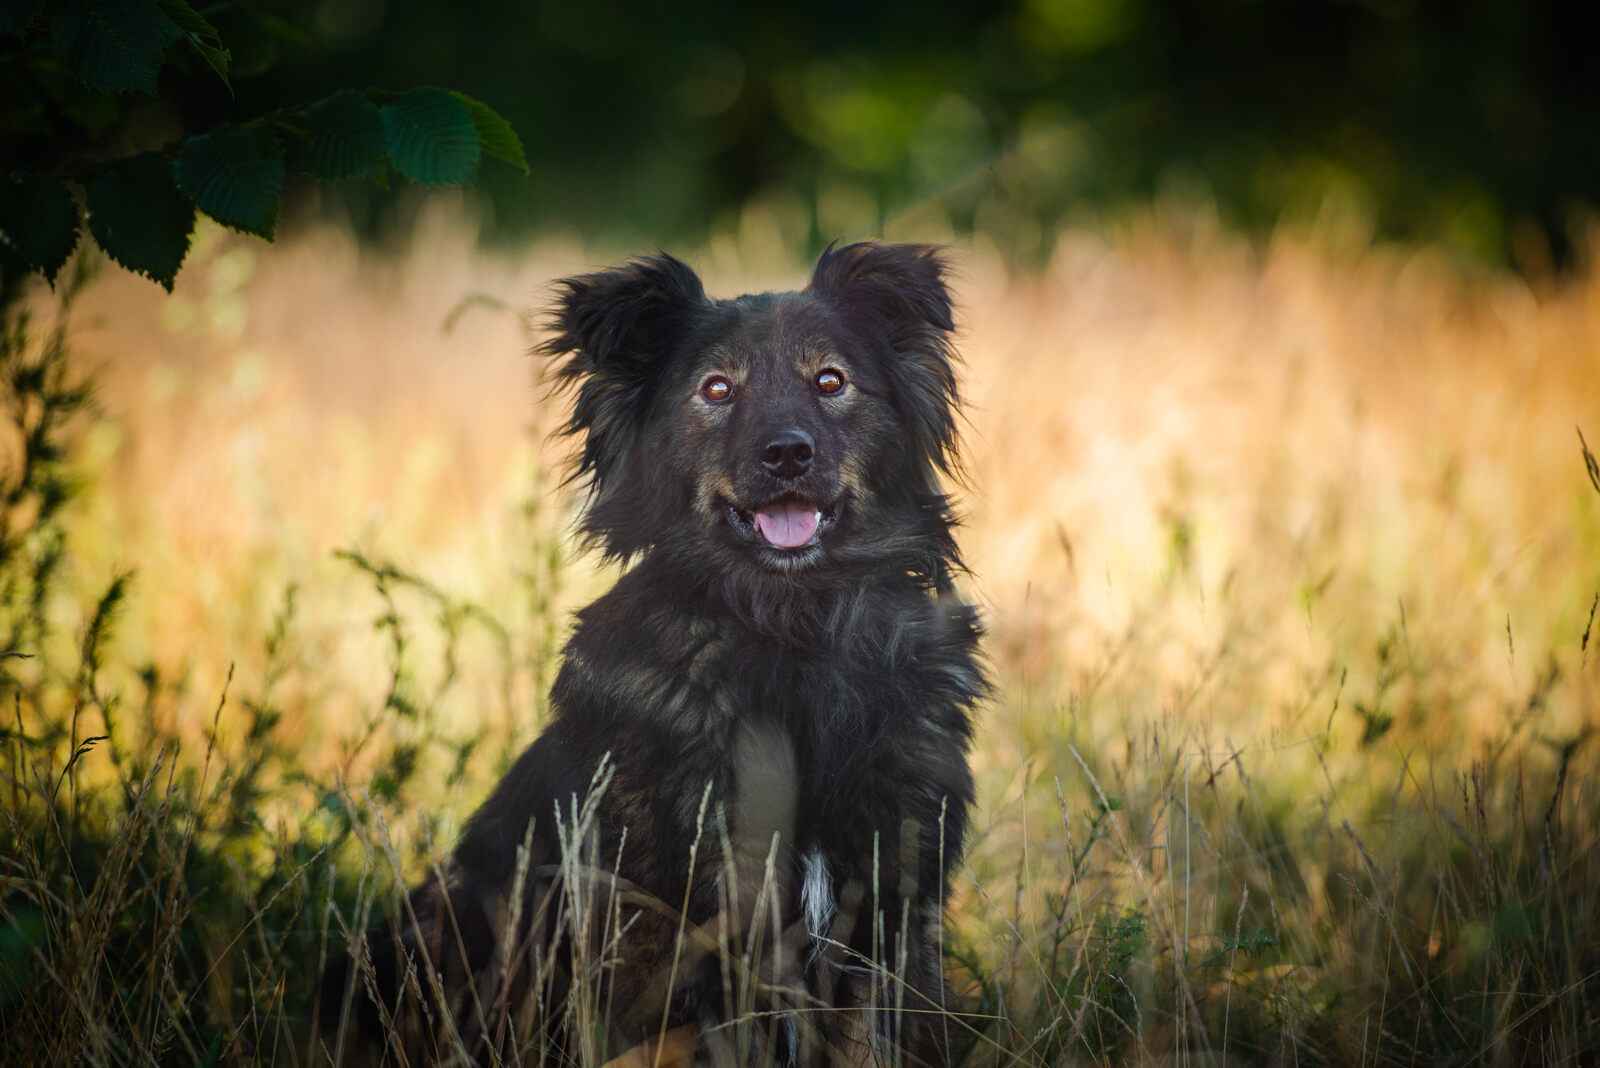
<box><xmin>325</xmin><ymin>243</ymin><xmax>986</xmax><ymax>1066</ymax></box>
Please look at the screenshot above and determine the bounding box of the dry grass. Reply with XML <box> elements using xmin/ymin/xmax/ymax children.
<box><xmin>3</xmin><ymin>202</ymin><xmax>1599</xmax><ymax>1065</ymax></box>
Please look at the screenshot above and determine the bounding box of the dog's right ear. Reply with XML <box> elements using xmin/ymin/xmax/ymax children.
<box><xmin>541</xmin><ymin>254</ymin><xmax>707</xmax><ymax>494</ymax></box>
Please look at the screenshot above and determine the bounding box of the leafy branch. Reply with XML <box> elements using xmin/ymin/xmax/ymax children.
<box><xmin>0</xmin><ymin>1</ymin><xmax>526</xmax><ymax>292</ymax></box>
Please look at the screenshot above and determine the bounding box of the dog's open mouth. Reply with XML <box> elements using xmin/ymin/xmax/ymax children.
<box><xmin>725</xmin><ymin>496</ymin><xmax>840</xmax><ymax>550</ymax></box>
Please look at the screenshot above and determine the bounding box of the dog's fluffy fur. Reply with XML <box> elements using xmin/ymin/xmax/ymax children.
<box><xmin>325</xmin><ymin>243</ymin><xmax>986</xmax><ymax>1066</ymax></box>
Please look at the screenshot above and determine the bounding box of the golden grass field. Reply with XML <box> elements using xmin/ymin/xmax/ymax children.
<box><xmin>63</xmin><ymin>207</ymin><xmax>1599</xmax><ymax>757</ymax></box>
<box><xmin>9</xmin><ymin>204</ymin><xmax>1600</xmax><ymax>1064</ymax></box>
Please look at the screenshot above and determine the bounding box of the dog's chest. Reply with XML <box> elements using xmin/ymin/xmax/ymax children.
<box><xmin>724</xmin><ymin>717</ymin><xmax>843</xmax><ymax>959</ymax></box>
<box><xmin>715</xmin><ymin>631</ymin><xmax>928</xmax><ymax>789</ymax></box>
<box><xmin>728</xmin><ymin>717</ymin><xmax>800</xmax><ymax>864</ymax></box>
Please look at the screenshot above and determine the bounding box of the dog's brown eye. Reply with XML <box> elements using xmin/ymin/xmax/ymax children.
<box><xmin>701</xmin><ymin>375</ymin><xmax>734</xmax><ymax>403</ymax></box>
<box><xmin>816</xmin><ymin>369</ymin><xmax>845</xmax><ymax>395</ymax></box>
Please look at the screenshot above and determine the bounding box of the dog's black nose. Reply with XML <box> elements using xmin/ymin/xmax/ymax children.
<box><xmin>761</xmin><ymin>429</ymin><xmax>814</xmax><ymax>479</ymax></box>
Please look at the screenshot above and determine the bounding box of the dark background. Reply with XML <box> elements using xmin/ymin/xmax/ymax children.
<box><xmin>43</xmin><ymin>0</ymin><xmax>1600</xmax><ymax>267</ymax></box>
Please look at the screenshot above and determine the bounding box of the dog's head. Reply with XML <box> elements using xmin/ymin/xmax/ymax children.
<box><xmin>542</xmin><ymin>242</ymin><xmax>963</xmax><ymax>590</ymax></box>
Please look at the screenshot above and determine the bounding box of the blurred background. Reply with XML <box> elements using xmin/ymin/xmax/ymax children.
<box><xmin>200</xmin><ymin>0</ymin><xmax>1598</xmax><ymax>266</ymax></box>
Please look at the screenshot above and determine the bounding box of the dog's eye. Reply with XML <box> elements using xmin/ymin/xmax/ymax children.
<box><xmin>701</xmin><ymin>375</ymin><xmax>734</xmax><ymax>403</ymax></box>
<box><xmin>816</xmin><ymin>369</ymin><xmax>845</xmax><ymax>396</ymax></box>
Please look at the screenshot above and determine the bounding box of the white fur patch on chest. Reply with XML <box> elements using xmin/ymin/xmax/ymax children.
<box><xmin>800</xmin><ymin>847</ymin><xmax>835</xmax><ymax>964</ymax></box>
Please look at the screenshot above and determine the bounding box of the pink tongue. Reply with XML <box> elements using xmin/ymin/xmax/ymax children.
<box><xmin>753</xmin><ymin>502</ymin><xmax>819</xmax><ymax>549</ymax></box>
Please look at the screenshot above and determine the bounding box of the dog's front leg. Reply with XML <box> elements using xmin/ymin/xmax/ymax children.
<box><xmin>810</xmin><ymin>782</ymin><xmax>969</xmax><ymax>1067</ymax></box>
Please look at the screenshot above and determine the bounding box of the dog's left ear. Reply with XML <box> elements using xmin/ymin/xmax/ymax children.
<box><xmin>808</xmin><ymin>242</ymin><xmax>960</xmax><ymax>476</ymax></box>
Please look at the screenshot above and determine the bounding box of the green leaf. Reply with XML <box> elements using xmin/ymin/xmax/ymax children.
<box><xmin>0</xmin><ymin>175</ymin><xmax>81</xmax><ymax>284</ymax></box>
<box><xmin>86</xmin><ymin>152</ymin><xmax>195</xmax><ymax>290</ymax></box>
<box><xmin>158</xmin><ymin>0</ymin><xmax>230</xmax><ymax>87</ymax></box>
<box><xmin>175</xmin><ymin>125</ymin><xmax>284</xmax><ymax>239</ymax></box>
<box><xmin>288</xmin><ymin>91</ymin><xmax>386</xmax><ymax>180</ymax></box>
<box><xmin>451</xmin><ymin>92</ymin><xmax>529</xmax><ymax>175</ymax></box>
<box><xmin>49</xmin><ymin>0</ymin><xmax>184</xmax><ymax>95</ymax></box>
<box><xmin>380</xmin><ymin>87</ymin><xmax>480</xmax><ymax>186</ymax></box>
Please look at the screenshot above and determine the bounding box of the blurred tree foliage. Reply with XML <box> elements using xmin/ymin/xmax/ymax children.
<box><xmin>233</xmin><ymin>0</ymin><xmax>1596</xmax><ymax>268</ymax></box>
